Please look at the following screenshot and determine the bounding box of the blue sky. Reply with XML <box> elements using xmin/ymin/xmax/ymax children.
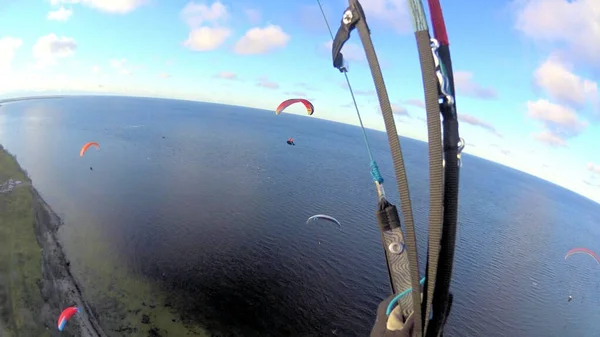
<box><xmin>0</xmin><ymin>0</ymin><xmax>599</xmax><ymax>203</ymax></box>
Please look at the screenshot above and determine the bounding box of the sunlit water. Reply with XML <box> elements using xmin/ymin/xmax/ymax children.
<box><xmin>1</xmin><ymin>96</ymin><xmax>599</xmax><ymax>336</ymax></box>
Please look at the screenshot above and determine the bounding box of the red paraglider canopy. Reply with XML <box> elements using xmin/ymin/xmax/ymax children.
<box><xmin>564</xmin><ymin>247</ymin><xmax>600</xmax><ymax>264</ymax></box>
<box><xmin>275</xmin><ymin>99</ymin><xmax>314</xmax><ymax>116</ymax></box>
<box><xmin>58</xmin><ymin>306</ymin><xmax>79</xmax><ymax>331</ymax></box>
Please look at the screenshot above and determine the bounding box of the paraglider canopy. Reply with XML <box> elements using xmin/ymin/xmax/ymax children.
<box><xmin>306</xmin><ymin>214</ymin><xmax>342</xmax><ymax>230</ymax></box>
<box><xmin>276</xmin><ymin>99</ymin><xmax>314</xmax><ymax>116</ymax></box>
<box><xmin>287</xmin><ymin>138</ymin><xmax>295</xmax><ymax>145</ymax></box>
<box><xmin>58</xmin><ymin>306</ymin><xmax>79</xmax><ymax>331</ymax></box>
<box><xmin>564</xmin><ymin>247</ymin><xmax>600</xmax><ymax>264</ymax></box>
<box><xmin>79</xmin><ymin>142</ymin><xmax>99</xmax><ymax>157</ymax></box>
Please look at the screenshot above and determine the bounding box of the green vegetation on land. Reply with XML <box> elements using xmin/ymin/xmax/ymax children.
<box><xmin>0</xmin><ymin>145</ymin><xmax>50</xmax><ymax>337</ymax></box>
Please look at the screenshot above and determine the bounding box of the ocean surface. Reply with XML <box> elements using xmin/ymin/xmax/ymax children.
<box><xmin>0</xmin><ymin>96</ymin><xmax>599</xmax><ymax>337</ymax></box>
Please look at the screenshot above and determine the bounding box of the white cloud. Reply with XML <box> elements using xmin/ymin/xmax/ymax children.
<box><xmin>180</xmin><ymin>2</ymin><xmax>230</xmax><ymax>52</ymax></box>
<box><xmin>391</xmin><ymin>104</ymin><xmax>409</xmax><ymax>116</ymax></box>
<box><xmin>323</xmin><ymin>40</ymin><xmax>365</xmax><ymax>62</ymax></box>
<box><xmin>527</xmin><ymin>100</ymin><xmax>588</xmax><ymax>133</ymax></box>
<box><xmin>257</xmin><ymin>77</ymin><xmax>278</xmax><ymax>89</ymax></box>
<box><xmin>215</xmin><ymin>71</ymin><xmax>237</xmax><ymax>80</ymax></box>
<box><xmin>359</xmin><ymin>0</ymin><xmax>411</xmax><ymax>33</ymax></box>
<box><xmin>402</xmin><ymin>99</ymin><xmax>425</xmax><ymax>109</ymax></box>
<box><xmin>296</xmin><ymin>82</ymin><xmax>316</xmax><ymax>91</ymax></box>
<box><xmin>533</xmin><ymin>57</ymin><xmax>598</xmax><ymax>110</ymax></box>
<box><xmin>234</xmin><ymin>25</ymin><xmax>290</xmax><ymax>55</ymax></box>
<box><xmin>184</xmin><ymin>27</ymin><xmax>231</xmax><ymax>51</ymax></box>
<box><xmin>377</xmin><ymin>104</ymin><xmax>410</xmax><ymax>117</ymax></box>
<box><xmin>47</xmin><ymin>7</ymin><xmax>73</xmax><ymax>21</ymax></box>
<box><xmin>454</xmin><ymin>71</ymin><xmax>498</xmax><ymax>99</ymax></box>
<box><xmin>0</xmin><ymin>37</ymin><xmax>23</xmax><ymax>73</ymax></box>
<box><xmin>355</xmin><ymin>89</ymin><xmax>375</xmax><ymax>96</ymax></box>
<box><xmin>526</xmin><ymin>99</ymin><xmax>588</xmax><ymax>145</ymax></box>
<box><xmin>533</xmin><ymin>130</ymin><xmax>567</xmax><ymax>148</ymax></box>
<box><xmin>50</xmin><ymin>0</ymin><xmax>147</xmax><ymax>14</ymax></box>
<box><xmin>91</xmin><ymin>65</ymin><xmax>100</xmax><ymax>74</ymax></box>
<box><xmin>181</xmin><ymin>1</ymin><xmax>228</xmax><ymax>28</ymax></box>
<box><xmin>587</xmin><ymin>163</ymin><xmax>600</xmax><ymax>175</ymax></box>
<box><xmin>32</xmin><ymin>34</ymin><xmax>77</xmax><ymax>68</ymax></box>
<box><xmin>284</xmin><ymin>91</ymin><xmax>307</xmax><ymax>98</ymax></box>
<box><xmin>110</xmin><ymin>58</ymin><xmax>131</xmax><ymax>75</ymax></box>
<box><xmin>459</xmin><ymin>113</ymin><xmax>502</xmax><ymax>137</ymax></box>
<box><xmin>514</xmin><ymin>0</ymin><xmax>600</xmax><ymax>68</ymax></box>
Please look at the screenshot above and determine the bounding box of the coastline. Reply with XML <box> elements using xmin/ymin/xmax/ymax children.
<box><xmin>32</xmin><ymin>187</ymin><xmax>107</xmax><ymax>337</ymax></box>
<box><xmin>0</xmin><ymin>145</ymin><xmax>105</xmax><ymax>337</ymax></box>
<box><xmin>0</xmin><ymin>96</ymin><xmax>64</xmax><ymax>104</ymax></box>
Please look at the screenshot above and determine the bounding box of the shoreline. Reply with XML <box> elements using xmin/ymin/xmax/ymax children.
<box><xmin>32</xmin><ymin>187</ymin><xmax>107</xmax><ymax>337</ymax></box>
<box><xmin>0</xmin><ymin>96</ymin><xmax>64</xmax><ymax>104</ymax></box>
<box><xmin>0</xmin><ymin>145</ymin><xmax>106</xmax><ymax>337</ymax></box>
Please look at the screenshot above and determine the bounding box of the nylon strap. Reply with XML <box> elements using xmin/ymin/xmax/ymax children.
<box><xmin>426</xmin><ymin>0</ymin><xmax>462</xmax><ymax>334</ymax></box>
<box><xmin>345</xmin><ymin>0</ymin><xmax>425</xmax><ymax>334</ymax></box>
<box><xmin>405</xmin><ymin>0</ymin><xmax>445</xmax><ymax>335</ymax></box>
<box><xmin>330</xmin><ymin>1</ymin><xmax>458</xmax><ymax>336</ymax></box>
<box><xmin>416</xmin><ymin>28</ymin><xmax>444</xmax><ymax>335</ymax></box>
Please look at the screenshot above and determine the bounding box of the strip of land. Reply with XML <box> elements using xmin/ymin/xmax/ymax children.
<box><xmin>0</xmin><ymin>96</ymin><xmax>64</xmax><ymax>105</ymax></box>
<box><xmin>0</xmin><ymin>144</ymin><xmax>105</xmax><ymax>337</ymax></box>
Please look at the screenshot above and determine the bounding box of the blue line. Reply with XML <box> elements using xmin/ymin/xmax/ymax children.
<box><xmin>386</xmin><ymin>277</ymin><xmax>426</xmax><ymax>316</ymax></box>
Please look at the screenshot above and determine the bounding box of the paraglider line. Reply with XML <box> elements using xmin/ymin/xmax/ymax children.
<box><xmin>316</xmin><ymin>0</ymin><xmax>380</xmax><ymax>181</ymax></box>
<box><xmin>343</xmin><ymin>75</ymin><xmax>374</xmax><ymax>162</ymax></box>
<box><xmin>385</xmin><ymin>277</ymin><xmax>426</xmax><ymax>316</ymax></box>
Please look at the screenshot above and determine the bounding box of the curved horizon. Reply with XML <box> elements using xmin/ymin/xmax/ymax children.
<box><xmin>0</xmin><ymin>0</ymin><xmax>598</xmax><ymax>204</ymax></box>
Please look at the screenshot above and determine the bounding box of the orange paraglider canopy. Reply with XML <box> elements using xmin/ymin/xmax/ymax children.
<box><xmin>275</xmin><ymin>98</ymin><xmax>314</xmax><ymax>116</ymax></box>
<box><xmin>80</xmin><ymin>142</ymin><xmax>99</xmax><ymax>157</ymax></box>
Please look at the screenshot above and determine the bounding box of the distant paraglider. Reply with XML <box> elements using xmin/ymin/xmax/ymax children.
<box><xmin>276</xmin><ymin>98</ymin><xmax>314</xmax><ymax>116</ymax></box>
<box><xmin>564</xmin><ymin>247</ymin><xmax>600</xmax><ymax>265</ymax></box>
<box><xmin>79</xmin><ymin>142</ymin><xmax>99</xmax><ymax>157</ymax></box>
<box><xmin>306</xmin><ymin>214</ymin><xmax>342</xmax><ymax>230</ymax></box>
<box><xmin>564</xmin><ymin>248</ymin><xmax>597</xmax><ymax>304</ymax></box>
<box><xmin>276</xmin><ymin>99</ymin><xmax>312</xmax><ymax>146</ymax></box>
<box><xmin>58</xmin><ymin>306</ymin><xmax>79</xmax><ymax>331</ymax></box>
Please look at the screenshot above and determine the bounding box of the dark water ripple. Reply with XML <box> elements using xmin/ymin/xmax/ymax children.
<box><xmin>1</xmin><ymin>96</ymin><xmax>599</xmax><ymax>336</ymax></box>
